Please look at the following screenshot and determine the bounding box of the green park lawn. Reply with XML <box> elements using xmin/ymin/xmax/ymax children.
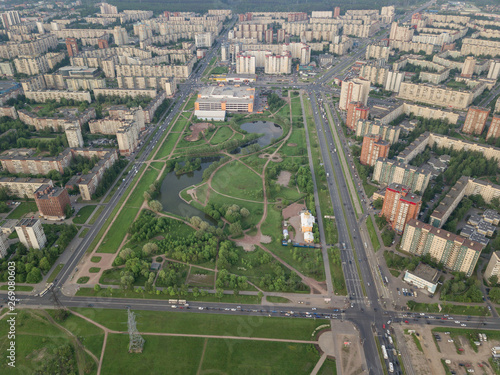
<box><xmin>211</xmin><ymin>160</ymin><xmax>264</xmax><ymax>201</ymax></box>
<box><xmin>101</xmin><ymin>334</ymin><xmax>323</xmax><ymax>375</ymax></box>
<box><xmin>0</xmin><ymin>310</ymin><xmax>97</xmax><ymax>374</ymax></box>
<box><xmin>210</xmin><ymin>126</ymin><xmax>234</xmax><ymax>145</ymax></box>
<box><xmin>73</xmin><ymin>205</ymin><xmax>96</xmax><ymax>224</ymax></box>
<box><xmin>7</xmin><ymin>201</ymin><xmax>38</xmax><ymax>219</ymax></box>
<box><xmin>73</xmin><ymin>308</ymin><xmax>328</xmax><ymax>339</ymax></box>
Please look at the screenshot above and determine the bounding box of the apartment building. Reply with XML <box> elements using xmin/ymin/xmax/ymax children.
<box><xmin>373</xmin><ymin>158</ymin><xmax>432</xmax><ymax>193</ymax></box>
<box><xmin>34</xmin><ymin>185</ymin><xmax>71</xmax><ymax>220</ymax></box>
<box><xmin>236</xmin><ymin>53</ymin><xmax>256</xmax><ymax>74</ymax></box>
<box><xmin>339</xmin><ymin>78</ymin><xmax>370</xmax><ymax>110</ymax></box>
<box><xmin>462</xmin><ymin>106</ymin><xmax>490</xmax><ymax>135</ymax></box>
<box><xmin>355</xmin><ymin>120</ymin><xmax>400</xmax><ymax>144</ymax></box>
<box><xmin>24</xmin><ymin>90</ymin><xmax>92</xmax><ymax>103</ymax></box>
<box><xmin>360</xmin><ymin>134</ymin><xmax>390</xmax><ymax>166</ymax></box>
<box><xmin>397</xmin><ymin>81</ymin><xmax>486</xmax><ymax>110</ymax></box>
<box><xmin>142</xmin><ymin>91</ymin><xmax>167</xmax><ymax>123</ymax></box>
<box><xmin>0</xmin><ymin>148</ymin><xmax>73</xmax><ymax>174</ymax></box>
<box><xmin>359</xmin><ymin>64</ymin><xmax>389</xmax><ymax>86</ymax></box>
<box><xmin>100</xmin><ymin>2</ymin><xmax>118</xmax><ymax>14</ymax></box>
<box><xmin>15</xmin><ymin>218</ymin><xmax>47</xmax><ymax>250</ymax></box>
<box><xmin>488</xmin><ymin>60</ymin><xmax>500</xmax><ymax>81</ymax></box>
<box><xmin>461</xmin><ymin>38</ymin><xmax>500</xmax><ymax>57</ymax></box>
<box><xmin>381</xmin><ymin>184</ymin><xmax>422</xmax><ymax>234</ymax></box>
<box><xmin>113</xmin><ymin>26</ymin><xmax>129</xmax><ymax>46</ymax></box>
<box><xmin>486</xmin><ymin>116</ymin><xmax>500</xmax><ymax>140</ymax></box>
<box><xmin>116</xmin><ymin>76</ymin><xmax>176</xmax><ymax>96</ymax></box>
<box><xmin>0</xmin><ymin>11</ymin><xmax>19</xmax><ymax>29</ymax></box>
<box><xmin>0</xmin><ymin>234</ymin><xmax>8</xmax><ymax>258</ymax></box>
<box><xmin>17</xmin><ymin>107</ymin><xmax>96</xmax><ymax>131</ymax></box>
<box><xmin>461</xmin><ymin>56</ymin><xmax>476</xmax><ymax>78</ymax></box>
<box><xmin>14</xmin><ymin>52</ymin><xmax>65</xmax><ymax>76</ymax></box>
<box><xmin>0</xmin><ymin>34</ymin><xmax>58</xmax><ymax>59</ymax></box>
<box><xmin>0</xmin><ymin>177</ymin><xmax>52</xmax><ymax>199</ymax></box>
<box><xmin>114</xmin><ymin>61</ymin><xmax>193</xmax><ymax>79</ymax></box>
<box><xmin>389</xmin><ymin>40</ymin><xmax>435</xmax><ymax>55</ymax></box>
<box><xmin>0</xmin><ymin>61</ymin><xmax>14</xmax><ymax>77</ymax></box>
<box><xmin>365</xmin><ymin>44</ymin><xmax>390</xmax><ymax>60</ymax></box>
<box><xmin>346</xmin><ymin>102</ymin><xmax>369</xmax><ymax>130</ymax></box>
<box><xmin>89</xmin><ymin>117</ymin><xmax>141</xmax><ymax>156</ymax></box>
<box><xmin>389</xmin><ymin>22</ymin><xmax>414</xmax><ymax>42</ymax></box>
<box><xmin>484</xmin><ymin>251</ymin><xmax>500</xmax><ymax>282</ymax></box>
<box><xmin>65</xmin><ymin>126</ymin><xmax>84</xmax><ymax>148</ymax></box>
<box><xmin>264</xmin><ymin>52</ymin><xmax>292</xmax><ymax>75</ymax></box>
<box><xmin>195</xmin><ymin>32</ymin><xmax>214</xmax><ymax>48</ymax></box>
<box><xmin>401</xmin><ymin>219</ymin><xmax>483</xmax><ymax>277</ymax></box>
<box><xmin>93</xmin><ymin>88</ymin><xmax>157</xmax><ymax>99</ymax></box>
<box><xmin>66</xmin><ymin>149</ymin><xmax>119</xmax><ymax>201</ymax></box>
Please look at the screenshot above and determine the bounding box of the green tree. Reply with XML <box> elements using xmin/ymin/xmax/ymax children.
<box><xmin>148</xmin><ymin>200</ymin><xmax>163</xmax><ymax>212</ymax></box>
<box><xmin>94</xmin><ymin>284</ymin><xmax>101</xmax><ymax>292</ymax></box>
<box><xmin>489</xmin><ymin>275</ymin><xmax>498</xmax><ymax>286</ymax></box>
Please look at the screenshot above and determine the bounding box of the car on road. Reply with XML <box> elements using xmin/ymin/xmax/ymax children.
<box><xmin>461</xmin><ymin>324</ymin><xmax>467</xmax><ymax>327</ymax></box>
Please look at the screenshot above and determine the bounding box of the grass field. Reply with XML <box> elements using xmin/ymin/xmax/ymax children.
<box><xmin>155</xmin><ymin>130</ymin><xmax>183</xmax><ymax>159</ymax></box>
<box><xmin>73</xmin><ymin>308</ymin><xmax>328</xmax><ymax>339</ymax></box>
<box><xmin>366</xmin><ymin>216</ymin><xmax>381</xmax><ymax>252</ymax></box>
<box><xmin>101</xmin><ymin>334</ymin><xmax>323</xmax><ymax>375</ymax></box>
<box><xmin>46</xmin><ymin>263</ymin><xmax>64</xmax><ymax>283</ymax></box>
<box><xmin>0</xmin><ymin>309</ymin><xmax>97</xmax><ymax>375</ymax></box>
<box><xmin>211</xmin><ymin>160</ymin><xmax>264</xmax><ymax>201</ymax></box>
<box><xmin>7</xmin><ymin>201</ymin><xmax>38</xmax><ymax>219</ymax></box>
<box><xmin>97</xmin><ymin>206</ymin><xmax>139</xmax><ymax>253</ymax></box>
<box><xmin>210</xmin><ymin>126</ymin><xmax>234</xmax><ymax>145</ymax></box>
<box><xmin>125</xmin><ymin>167</ymin><xmax>161</xmax><ymax>208</ymax></box>
<box><xmin>73</xmin><ymin>205</ymin><xmax>96</xmax><ymax>224</ymax></box>
<box><xmin>91</xmin><ymin>256</ymin><xmax>102</xmax><ymax>263</ymax></box>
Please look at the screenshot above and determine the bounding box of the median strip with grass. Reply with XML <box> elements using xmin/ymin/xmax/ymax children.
<box><xmin>366</xmin><ymin>216</ymin><xmax>381</xmax><ymax>252</ymax></box>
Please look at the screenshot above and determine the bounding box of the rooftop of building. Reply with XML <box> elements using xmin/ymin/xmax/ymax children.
<box><xmin>484</xmin><ymin>209</ymin><xmax>500</xmax><ymax>221</ymax></box>
<box><xmin>430</xmin><ymin>176</ymin><xmax>469</xmax><ymax>220</ymax></box>
<box><xmin>34</xmin><ymin>184</ymin><xmax>67</xmax><ymax>200</ymax></box>
<box><xmin>387</xmin><ymin>183</ymin><xmax>422</xmax><ymax>203</ymax></box>
<box><xmin>377</xmin><ymin>157</ymin><xmax>433</xmax><ymax>174</ymax></box>
<box><xmin>408</xmin><ymin>262</ymin><xmax>440</xmax><ymax>284</ymax></box>
<box><xmin>16</xmin><ymin>217</ymin><xmax>40</xmax><ymax>228</ymax></box>
<box><xmin>198</xmin><ymin>85</ymin><xmax>255</xmax><ymax>100</ymax></box>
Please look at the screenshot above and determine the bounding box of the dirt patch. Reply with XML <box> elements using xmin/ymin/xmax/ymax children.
<box><xmin>282</xmin><ymin>202</ymin><xmax>307</xmax><ymax>220</ymax></box>
<box><xmin>153</xmin><ymin>235</ymin><xmax>165</xmax><ymax>240</ymax></box>
<box><xmin>395</xmin><ymin>324</ymin><xmax>497</xmax><ymax>375</ymax></box>
<box><xmin>338</xmin><ymin>334</ymin><xmax>365</xmax><ymax>375</ymax></box>
<box><xmin>271</xmin><ymin>154</ymin><xmax>283</xmax><ymax>162</ymax></box>
<box><xmin>277</xmin><ymin>170</ymin><xmax>291</xmax><ymax>187</ymax></box>
<box><xmin>287</xmin><ymin>143</ymin><xmax>297</xmax><ymax>147</ymax></box>
<box><xmin>259</xmin><ymin>153</ymin><xmax>271</xmax><ymax>159</ymax></box>
<box><xmin>234</xmin><ymin>239</ymin><xmax>256</xmax><ymax>251</ymax></box>
<box><xmin>260</xmin><ymin>234</ymin><xmax>272</xmax><ymax>244</ymax></box>
<box><xmin>185</xmin><ymin>122</ymin><xmax>213</xmax><ymax>142</ymax></box>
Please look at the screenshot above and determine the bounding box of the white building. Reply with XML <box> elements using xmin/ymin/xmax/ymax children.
<box><xmin>15</xmin><ymin>218</ymin><xmax>47</xmax><ymax>250</ymax></box>
<box><xmin>195</xmin><ymin>32</ymin><xmax>214</xmax><ymax>48</ymax></box>
<box><xmin>403</xmin><ymin>263</ymin><xmax>439</xmax><ymax>294</ymax></box>
<box><xmin>339</xmin><ymin>78</ymin><xmax>370</xmax><ymax>110</ymax></box>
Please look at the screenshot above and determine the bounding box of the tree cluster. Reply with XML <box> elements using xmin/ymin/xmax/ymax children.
<box><xmin>440</xmin><ymin>272</ymin><xmax>483</xmax><ymax>303</ymax></box>
<box><xmin>92</xmin><ymin>158</ymin><xmax>128</xmax><ymax>199</ymax></box>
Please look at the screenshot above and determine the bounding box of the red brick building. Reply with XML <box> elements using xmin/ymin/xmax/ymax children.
<box><xmin>360</xmin><ymin>134</ymin><xmax>390</xmax><ymax>166</ymax></box>
<box><xmin>66</xmin><ymin>37</ymin><xmax>79</xmax><ymax>57</ymax></box>
<box><xmin>462</xmin><ymin>106</ymin><xmax>490</xmax><ymax>135</ymax></box>
<box><xmin>34</xmin><ymin>184</ymin><xmax>71</xmax><ymax>220</ymax></box>
<box><xmin>98</xmin><ymin>38</ymin><xmax>109</xmax><ymax>49</ymax></box>
<box><xmin>346</xmin><ymin>101</ymin><xmax>369</xmax><ymax>130</ymax></box>
<box><xmin>381</xmin><ymin>184</ymin><xmax>422</xmax><ymax>234</ymax></box>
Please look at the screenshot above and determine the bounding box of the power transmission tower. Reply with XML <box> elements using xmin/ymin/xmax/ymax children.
<box><xmin>128</xmin><ymin>308</ymin><xmax>145</xmax><ymax>353</ymax></box>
